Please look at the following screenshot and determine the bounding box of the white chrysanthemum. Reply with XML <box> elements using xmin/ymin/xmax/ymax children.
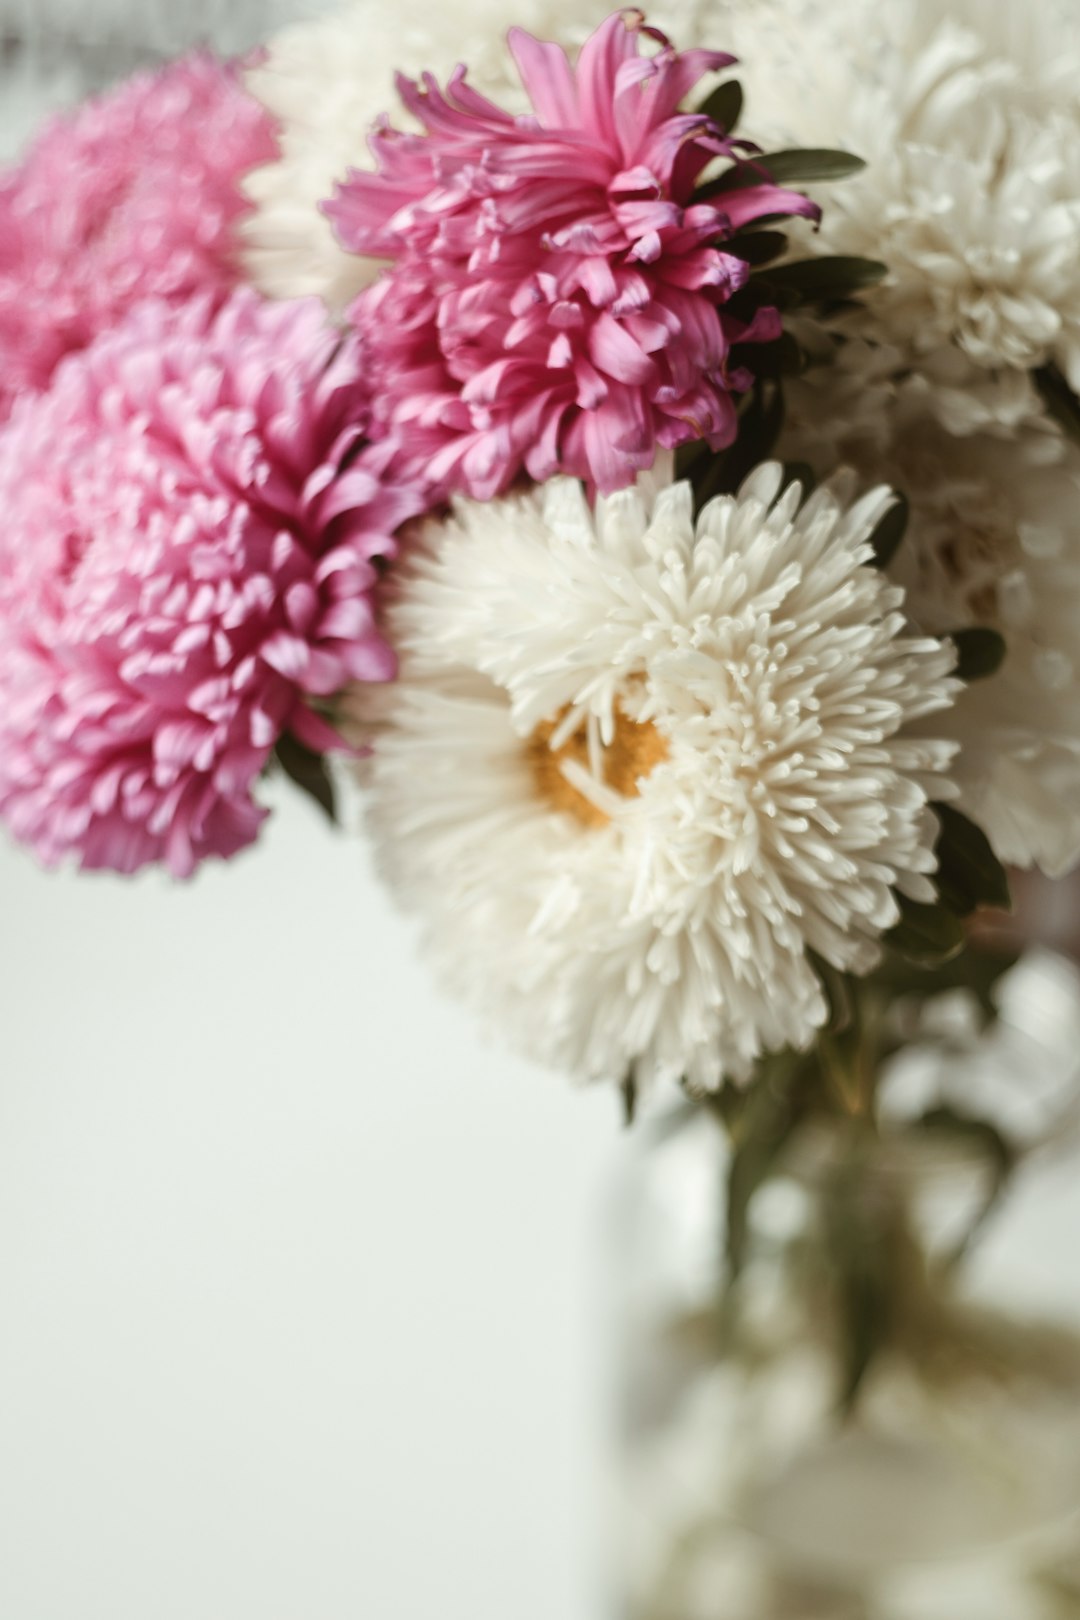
<box><xmin>239</xmin><ymin>0</ymin><xmax>768</xmax><ymax>310</ymax></box>
<box><xmin>783</xmin><ymin>349</ymin><xmax>1080</xmax><ymax>877</ymax></box>
<box><xmin>721</xmin><ymin>0</ymin><xmax>1080</xmax><ymax>421</ymax></box>
<box><xmin>346</xmin><ymin>465</ymin><xmax>958</xmax><ymax>1092</ymax></box>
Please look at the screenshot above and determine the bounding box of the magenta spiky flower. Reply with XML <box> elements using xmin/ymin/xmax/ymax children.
<box><xmin>0</xmin><ymin>290</ymin><xmax>425</xmax><ymax>878</ymax></box>
<box><xmin>325</xmin><ymin>8</ymin><xmax>819</xmax><ymax>499</ymax></box>
<box><xmin>0</xmin><ymin>52</ymin><xmax>278</xmax><ymax>423</ymax></box>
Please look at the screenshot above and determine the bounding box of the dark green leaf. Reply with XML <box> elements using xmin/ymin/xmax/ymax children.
<box><xmin>933</xmin><ymin>802</ymin><xmax>1012</xmax><ymax>916</ymax></box>
<box><xmin>950</xmin><ymin>626</ymin><xmax>1006</xmax><ymax>683</ymax></box>
<box><xmin>620</xmin><ymin>1072</ymin><xmax>638</xmax><ymax>1127</ymax></box>
<box><xmin>691</xmin><ymin>379</ymin><xmax>786</xmax><ymax>509</ymax></box>
<box><xmin>869</xmin><ymin>938</ymin><xmax>1020</xmax><ymax>1023</ymax></box>
<box><xmin>697</xmin><ymin>157</ymin><xmax>775</xmax><ymax>200</ymax></box>
<box><xmin>758</xmin><ymin>148</ymin><xmax>868</xmax><ymax>184</ymax></box>
<box><xmin>868</xmin><ymin>495</ymin><xmax>908</xmax><ymax>568</ymax></box>
<box><xmin>729</xmin><ymin>229</ymin><xmax>791</xmax><ymax>267</ymax></box>
<box><xmin>885</xmin><ymin>895</ymin><xmax>966</xmax><ymax>968</ymax></box>
<box><xmin>697</xmin><ymin>78</ymin><xmax>743</xmax><ymax>134</ymax></box>
<box><xmin>760</xmin><ymin>255</ymin><xmax>888</xmax><ymax>300</ymax></box>
<box><xmin>745</xmin><ymin>330</ymin><xmax>807</xmax><ymax>379</ymax></box>
<box><xmin>275</xmin><ymin>732</ymin><xmax>338</xmax><ymax>825</ymax></box>
<box><xmin>723</xmin><ymin>278</ymin><xmax>801</xmax><ymax>321</ymax></box>
<box><xmin>674</xmin><ymin>439</ymin><xmax>710</xmax><ymax>486</ymax></box>
<box><xmin>1034</xmin><ymin>363</ymin><xmax>1080</xmax><ymax>442</ymax></box>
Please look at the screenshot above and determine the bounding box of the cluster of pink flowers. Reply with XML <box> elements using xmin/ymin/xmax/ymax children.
<box><xmin>326</xmin><ymin>10</ymin><xmax>818</xmax><ymax>498</ymax></box>
<box><xmin>0</xmin><ymin>11</ymin><xmax>817</xmax><ymax>877</ymax></box>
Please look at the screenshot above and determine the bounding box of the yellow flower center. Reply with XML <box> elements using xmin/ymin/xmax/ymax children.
<box><xmin>526</xmin><ymin>705</ymin><xmax>669</xmax><ymax>828</ymax></box>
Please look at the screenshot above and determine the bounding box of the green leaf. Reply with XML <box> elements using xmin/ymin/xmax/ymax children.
<box><xmin>950</xmin><ymin>626</ymin><xmax>1006</xmax><ymax>682</ymax></box>
<box><xmin>933</xmin><ymin>802</ymin><xmax>1012</xmax><ymax>917</ymax></box>
<box><xmin>274</xmin><ymin>732</ymin><xmax>338</xmax><ymax>825</ymax></box>
<box><xmin>1034</xmin><ymin>363</ymin><xmax>1080</xmax><ymax>442</ymax></box>
<box><xmin>885</xmin><ymin>895</ymin><xmax>966</xmax><ymax>969</ymax></box>
<box><xmin>698</xmin><ymin>157</ymin><xmax>774</xmax><ymax>200</ymax></box>
<box><xmin>729</xmin><ymin>229</ymin><xmax>791</xmax><ymax>267</ymax></box>
<box><xmin>673</xmin><ymin>438</ymin><xmax>710</xmax><ymax>485</ymax></box>
<box><xmin>758</xmin><ymin>148</ymin><xmax>867</xmax><ymax>184</ymax></box>
<box><xmin>723</xmin><ymin>278</ymin><xmax>800</xmax><ymax>322</ymax></box>
<box><xmin>691</xmin><ymin>379</ymin><xmax>786</xmax><ymax>509</ymax></box>
<box><xmin>760</xmin><ymin>255</ymin><xmax>888</xmax><ymax>301</ymax></box>
<box><xmin>697</xmin><ymin>78</ymin><xmax>743</xmax><ymax>134</ymax></box>
<box><xmin>868</xmin><ymin>938</ymin><xmax>1020</xmax><ymax>1023</ymax></box>
<box><xmin>620</xmin><ymin>1072</ymin><xmax>638</xmax><ymax>1127</ymax></box>
<box><xmin>744</xmin><ymin>330</ymin><xmax>807</xmax><ymax>380</ymax></box>
<box><xmin>868</xmin><ymin>495</ymin><xmax>909</xmax><ymax>568</ymax></box>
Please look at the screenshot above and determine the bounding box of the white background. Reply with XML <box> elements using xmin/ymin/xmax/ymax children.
<box><xmin>0</xmin><ymin>784</ymin><xmax>622</xmax><ymax>1619</ymax></box>
<box><xmin>0</xmin><ymin>9</ymin><xmax>620</xmax><ymax>1608</ymax></box>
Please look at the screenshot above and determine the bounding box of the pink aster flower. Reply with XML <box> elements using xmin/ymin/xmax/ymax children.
<box><xmin>325</xmin><ymin>8</ymin><xmax>819</xmax><ymax>499</ymax></box>
<box><xmin>0</xmin><ymin>289</ymin><xmax>424</xmax><ymax>878</ymax></box>
<box><xmin>0</xmin><ymin>51</ymin><xmax>278</xmax><ymax>423</ymax></box>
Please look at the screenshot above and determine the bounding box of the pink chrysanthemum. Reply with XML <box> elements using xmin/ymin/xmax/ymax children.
<box><xmin>325</xmin><ymin>8</ymin><xmax>819</xmax><ymax>499</ymax></box>
<box><xmin>0</xmin><ymin>52</ymin><xmax>278</xmax><ymax>423</ymax></box>
<box><xmin>0</xmin><ymin>289</ymin><xmax>424</xmax><ymax>878</ymax></box>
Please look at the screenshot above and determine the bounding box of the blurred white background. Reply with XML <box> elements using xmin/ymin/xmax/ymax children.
<box><xmin>0</xmin><ymin>6</ymin><xmax>625</xmax><ymax>1610</ymax></box>
<box><xmin>0</xmin><ymin>785</ymin><xmax>620</xmax><ymax>1619</ymax></box>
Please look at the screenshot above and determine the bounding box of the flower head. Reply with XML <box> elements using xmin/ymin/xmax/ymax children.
<box><xmin>0</xmin><ymin>290</ymin><xmax>424</xmax><ymax>878</ymax></box>
<box><xmin>348</xmin><ymin>464</ymin><xmax>958</xmax><ymax>1092</ymax></box>
<box><xmin>326</xmin><ymin>9</ymin><xmax>818</xmax><ymax>499</ymax></box>
<box><xmin>0</xmin><ymin>52</ymin><xmax>277</xmax><ymax>422</ymax></box>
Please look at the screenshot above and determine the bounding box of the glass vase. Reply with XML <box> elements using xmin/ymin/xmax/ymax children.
<box><xmin>611</xmin><ymin>945</ymin><xmax>1080</xmax><ymax>1620</ymax></box>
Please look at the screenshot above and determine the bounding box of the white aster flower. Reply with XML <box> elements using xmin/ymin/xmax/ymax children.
<box><xmin>783</xmin><ymin>351</ymin><xmax>1080</xmax><ymax>877</ymax></box>
<box><xmin>722</xmin><ymin>0</ymin><xmax>1080</xmax><ymax>420</ymax></box>
<box><xmin>346</xmin><ymin>465</ymin><xmax>958</xmax><ymax>1093</ymax></box>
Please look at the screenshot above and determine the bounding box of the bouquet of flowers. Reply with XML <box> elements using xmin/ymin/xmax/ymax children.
<box><xmin>3</xmin><ymin>0</ymin><xmax>1080</xmax><ymax>1520</ymax></box>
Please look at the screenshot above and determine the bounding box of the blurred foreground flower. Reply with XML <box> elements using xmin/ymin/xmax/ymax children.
<box><xmin>0</xmin><ymin>51</ymin><xmax>277</xmax><ymax>423</ymax></box>
<box><xmin>0</xmin><ymin>290</ymin><xmax>424</xmax><ymax>878</ymax></box>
